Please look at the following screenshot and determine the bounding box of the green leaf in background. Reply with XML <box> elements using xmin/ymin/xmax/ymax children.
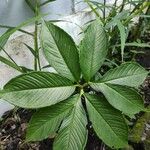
<box><xmin>26</xmin><ymin>95</ymin><xmax>79</xmax><ymax>141</ymax></box>
<box><xmin>89</xmin><ymin>1</ymin><xmax>114</xmax><ymax>10</ymax></box>
<box><xmin>0</xmin><ymin>29</ymin><xmax>12</xmax><ymax>51</ymax></box>
<box><xmin>80</xmin><ymin>20</ymin><xmax>108</xmax><ymax>81</ymax></box>
<box><xmin>0</xmin><ymin>55</ymin><xmax>23</xmax><ymax>72</ymax></box>
<box><xmin>53</xmin><ymin>95</ymin><xmax>87</xmax><ymax>150</ymax></box>
<box><xmin>85</xmin><ymin>94</ymin><xmax>128</xmax><ymax>148</ymax></box>
<box><xmin>116</xmin><ymin>20</ymin><xmax>126</xmax><ymax>62</ymax></box>
<box><xmin>24</xmin><ymin>43</ymin><xmax>36</xmax><ymax>57</ymax></box>
<box><xmin>123</xmin><ymin>42</ymin><xmax>150</xmax><ymax>48</ymax></box>
<box><xmin>114</xmin><ymin>42</ymin><xmax>150</xmax><ymax>50</ymax></box>
<box><xmin>25</xmin><ymin>0</ymin><xmax>36</xmax><ymax>12</ymax></box>
<box><xmin>41</xmin><ymin>21</ymin><xmax>80</xmax><ymax>82</ymax></box>
<box><xmin>0</xmin><ymin>72</ymin><xmax>75</xmax><ymax>108</ymax></box>
<box><xmin>96</xmin><ymin>62</ymin><xmax>148</xmax><ymax>88</ymax></box>
<box><xmin>90</xmin><ymin>83</ymin><xmax>144</xmax><ymax>115</ymax></box>
<box><xmin>40</xmin><ymin>0</ymin><xmax>56</xmax><ymax>6</ymax></box>
<box><xmin>105</xmin><ymin>10</ymin><xmax>130</xmax><ymax>29</ymax></box>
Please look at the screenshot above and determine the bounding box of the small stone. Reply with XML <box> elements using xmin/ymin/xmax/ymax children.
<box><xmin>11</xmin><ymin>124</ymin><xmax>16</xmax><ymax>130</ymax></box>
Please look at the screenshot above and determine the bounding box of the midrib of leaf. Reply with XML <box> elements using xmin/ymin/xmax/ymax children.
<box><xmin>66</xmin><ymin>107</ymin><xmax>78</xmax><ymax>148</ymax></box>
<box><xmin>88</xmin><ymin>99</ymin><xmax>125</xmax><ymax>143</ymax></box>
<box><xmin>102</xmin><ymin>83</ymin><xmax>143</xmax><ymax>110</ymax></box>
<box><xmin>89</xmin><ymin>37</ymin><xmax>95</xmax><ymax>80</ymax></box>
<box><xmin>3</xmin><ymin>85</ymin><xmax>74</xmax><ymax>92</ymax></box>
<box><xmin>99</xmin><ymin>72</ymin><xmax>147</xmax><ymax>83</ymax></box>
<box><xmin>116</xmin><ymin>20</ymin><xmax>126</xmax><ymax>62</ymax></box>
<box><xmin>45</xmin><ymin>23</ymin><xmax>76</xmax><ymax>80</ymax></box>
<box><xmin>64</xmin><ymin>97</ymin><xmax>81</xmax><ymax>148</ymax></box>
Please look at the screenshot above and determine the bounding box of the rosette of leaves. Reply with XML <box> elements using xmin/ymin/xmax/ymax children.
<box><xmin>0</xmin><ymin>20</ymin><xmax>148</xmax><ymax>149</ymax></box>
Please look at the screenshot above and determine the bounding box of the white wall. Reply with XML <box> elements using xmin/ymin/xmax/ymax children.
<box><xmin>0</xmin><ymin>0</ymin><xmax>91</xmax><ymax>32</ymax></box>
<box><xmin>0</xmin><ymin>0</ymin><xmax>34</xmax><ymax>34</ymax></box>
<box><xmin>0</xmin><ymin>0</ymin><xmax>106</xmax><ymax>33</ymax></box>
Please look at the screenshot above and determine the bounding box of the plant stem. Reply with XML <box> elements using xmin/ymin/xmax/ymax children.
<box><xmin>114</xmin><ymin>0</ymin><xmax>118</xmax><ymax>7</ymax></box>
<box><xmin>103</xmin><ymin>0</ymin><xmax>106</xmax><ymax>20</ymax></box>
<box><xmin>25</xmin><ymin>0</ymin><xmax>35</xmax><ymax>12</ymax></box>
<box><xmin>34</xmin><ymin>0</ymin><xmax>41</xmax><ymax>71</ymax></box>
<box><xmin>71</xmin><ymin>0</ymin><xmax>75</xmax><ymax>14</ymax></box>
<box><xmin>85</xmin><ymin>0</ymin><xmax>99</xmax><ymax>17</ymax></box>
<box><xmin>84</xmin><ymin>0</ymin><xmax>105</xmax><ymax>24</ymax></box>
<box><xmin>80</xmin><ymin>89</ymin><xmax>84</xmax><ymax>96</ymax></box>
<box><xmin>130</xmin><ymin>2</ymin><xmax>141</xmax><ymax>15</ymax></box>
<box><xmin>119</xmin><ymin>0</ymin><xmax>126</xmax><ymax>13</ymax></box>
<box><xmin>76</xmin><ymin>83</ymin><xmax>89</xmax><ymax>89</ymax></box>
<box><xmin>124</xmin><ymin>2</ymin><xmax>150</xmax><ymax>24</ymax></box>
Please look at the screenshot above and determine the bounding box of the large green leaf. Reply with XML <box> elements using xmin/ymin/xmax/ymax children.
<box><xmin>90</xmin><ymin>83</ymin><xmax>144</xmax><ymax>115</ymax></box>
<box><xmin>95</xmin><ymin>62</ymin><xmax>148</xmax><ymax>88</ymax></box>
<box><xmin>40</xmin><ymin>21</ymin><xmax>80</xmax><ymax>82</ymax></box>
<box><xmin>54</xmin><ymin>96</ymin><xmax>87</xmax><ymax>150</ymax></box>
<box><xmin>0</xmin><ymin>72</ymin><xmax>75</xmax><ymax>108</ymax></box>
<box><xmin>85</xmin><ymin>94</ymin><xmax>128</xmax><ymax>148</ymax></box>
<box><xmin>26</xmin><ymin>95</ymin><xmax>79</xmax><ymax>141</ymax></box>
<box><xmin>79</xmin><ymin>20</ymin><xmax>108</xmax><ymax>81</ymax></box>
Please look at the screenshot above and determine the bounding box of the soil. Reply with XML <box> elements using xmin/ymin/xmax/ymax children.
<box><xmin>0</xmin><ymin>109</ymin><xmax>54</xmax><ymax>150</ymax></box>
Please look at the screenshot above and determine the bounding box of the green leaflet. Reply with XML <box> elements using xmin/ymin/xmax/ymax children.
<box><xmin>96</xmin><ymin>62</ymin><xmax>148</xmax><ymax>88</ymax></box>
<box><xmin>79</xmin><ymin>20</ymin><xmax>108</xmax><ymax>81</ymax></box>
<box><xmin>105</xmin><ymin>10</ymin><xmax>130</xmax><ymax>29</ymax></box>
<box><xmin>40</xmin><ymin>0</ymin><xmax>56</xmax><ymax>6</ymax></box>
<box><xmin>116</xmin><ymin>20</ymin><xmax>126</xmax><ymax>62</ymax></box>
<box><xmin>40</xmin><ymin>21</ymin><xmax>81</xmax><ymax>82</ymax></box>
<box><xmin>0</xmin><ymin>72</ymin><xmax>75</xmax><ymax>108</ymax></box>
<box><xmin>26</xmin><ymin>95</ymin><xmax>80</xmax><ymax>141</ymax></box>
<box><xmin>24</xmin><ymin>43</ymin><xmax>36</xmax><ymax>57</ymax></box>
<box><xmin>90</xmin><ymin>63</ymin><xmax>147</xmax><ymax>115</ymax></box>
<box><xmin>90</xmin><ymin>83</ymin><xmax>144</xmax><ymax>115</ymax></box>
<box><xmin>0</xmin><ymin>56</ymin><xmax>23</xmax><ymax>72</ymax></box>
<box><xmin>85</xmin><ymin>94</ymin><xmax>128</xmax><ymax>148</ymax></box>
<box><xmin>0</xmin><ymin>29</ymin><xmax>12</xmax><ymax>51</ymax></box>
<box><xmin>53</xmin><ymin>95</ymin><xmax>87</xmax><ymax>150</ymax></box>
